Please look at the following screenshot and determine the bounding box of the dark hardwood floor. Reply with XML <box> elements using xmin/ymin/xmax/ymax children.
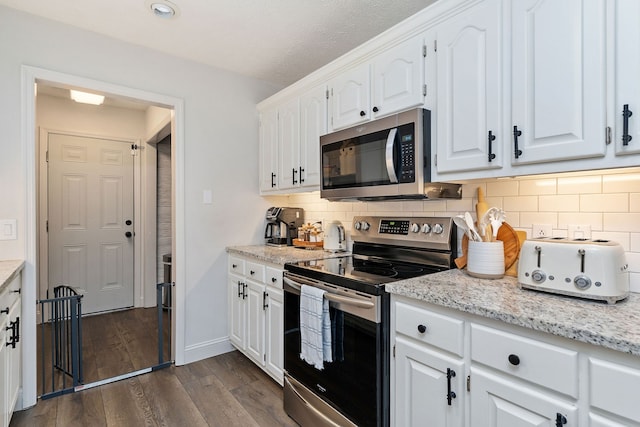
<box><xmin>11</xmin><ymin>350</ymin><xmax>298</xmax><ymax>427</ymax></box>
<box><xmin>16</xmin><ymin>307</ymin><xmax>296</xmax><ymax>426</ymax></box>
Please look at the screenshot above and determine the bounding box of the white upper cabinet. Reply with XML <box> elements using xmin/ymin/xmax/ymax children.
<box><xmin>329</xmin><ymin>35</ymin><xmax>425</xmax><ymax>131</ymax></box>
<box><xmin>329</xmin><ymin>62</ymin><xmax>371</xmax><ymax>130</ymax></box>
<box><xmin>371</xmin><ymin>35</ymin><xmax>425</xmax><ymax>119</ymax></box>
<box><xmin>259</xmin><ymin>108</ymin><xmax>279</xmax><ymax>192</ymax></box>
<box><xmin>614</xmin><ymin>0</ymin><xmax>640</xmax><ymax>156</ymax></box>
<box><xmin>278</xmin><ymin>98</ymin><xmax>300</xmax><ymax>189</ymax></box>
<box><xmin>299</xmin><ymin>86</ymin><xmax>327</xmax><ymax>188</ymax></box>
<box><xmin>433</xmin><ymin>0</ymin><xmax>503</xmax><ymax>174</ymax></box>
<box><xmin>509</xmin><ymin>0</ymin><xmax>606</xmax><ymax>165</ymax></box>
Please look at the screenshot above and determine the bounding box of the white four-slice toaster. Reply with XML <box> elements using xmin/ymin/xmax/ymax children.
<box><xmin>517</xmin><ymin>238</ymin><xmax>630</xmax><ymax>304</ymax></box>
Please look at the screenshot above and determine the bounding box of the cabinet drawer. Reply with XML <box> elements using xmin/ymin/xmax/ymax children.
<box><xmin>265</xmin><ymin>267</ymin><xmax>283</xmax><ymax>289</ymax></box>
<box><xmin>245</xmin><ymin>261</ymin><xmax>266</xmax><ymax>282</ymax></box>
<box><xmin>471</xmin><ymin>324</ymin><xmax>578</xmax><ymax>397</ymax></box>
<box><xmin>589</xmin><ymin>357</ymin><xmax>640</xmax><ymax>423</ymax></box>
<box><xmin>395</xmin><ymin>301</ymin><xmax>464</xmax><ymax>356</ymax></box>
<box><xmin>228</xmin><ymin>256</ymin><xmax>245</xmax><ymax>275</ymax></box>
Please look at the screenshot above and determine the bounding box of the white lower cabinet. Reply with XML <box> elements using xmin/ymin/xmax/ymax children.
<box><xmin>1</xmin><ymin>272</ymin><xmax>22</xmax><ymax>427</ymax></box>
<box><xmin>228</xmin><ymin>255</ymin><xmax>284</xmax><ymax>385</ymax></box>
<box><xmin>391</xmin><ymin>295</ymin><xmax>640</xmax><ymax>427</ymax></box>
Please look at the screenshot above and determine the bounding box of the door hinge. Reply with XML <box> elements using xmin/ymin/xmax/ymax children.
<box><xmin>423</xmin><ymin>84</ymin><xmax>427</xmax><ymax>97</ymax></box>
<box><xmin>423</xmin><ymin>44</ymin><xmax>427</xmax><ymax>57</ymax></box>
<box><xmin>606</xmin><ymin>126</ymin><xmax>612</xmax><ymax>145</ymax></box>
<box><xmin>434</xmin><ymin>40</ymin><xmax>438</xmax><ymax>52</ymax></box>
<box><xmin>467</xmin><ymin>375</ymin><xmax>471</xmax><ymax>392</ymax></box>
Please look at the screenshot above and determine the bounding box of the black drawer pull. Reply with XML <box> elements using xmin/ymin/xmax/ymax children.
<box><xmin>508</xmin><ymin>354</ymin><xmax>520</xmax><ymax>366</ymax></box>
<box><xmin>556</xmin><ymin>413</ymin><xmax>567</xmax><ymax>426</ymax></box>
<box><xmin>0</xmin><ymin>307</ymin><xmax>8</xmax><ymax>315</ymax></box>
<box><xmin>360</xmin><ymin>110</ymin><xmax>366</xmax><ymax>117</ymax></box>
<box><xmin>513</xmin><ymin>125</ymin><xmax>523</xmax><ymax>159</ymax></box>
<box><xmin>623</xmin><ymin>104</ymin><xmax>633</xmax><ymax>146</ymax></box>
<box><xmin>372</xmin><ymin>106</ymin><xmax>379</xmax><ymax>113</ymax></box>
<box><xmin>417</xmin><ymin>324</ymin><xmax>427</xmax><ymax>334</ymax></box>
<box><xmin>271</xmin><ymin>277</ymin><xmax>277</xmax><ymax>283</ymax></box>
<box><xmin>446</xmin><ymin>368</ymin><xmax>456</xmax><ymax>406</ymax></box>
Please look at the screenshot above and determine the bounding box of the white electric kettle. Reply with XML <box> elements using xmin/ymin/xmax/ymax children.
<box><xmin>323</xmin><ymin>220</ymin><xmax>346</xmax><ymax>252</ymax></box>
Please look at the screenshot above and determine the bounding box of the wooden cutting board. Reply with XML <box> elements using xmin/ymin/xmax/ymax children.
<box><xmin>455</xmin><ymin>222</ymin><xmax>521</xmax><ymax>271</ymax></box>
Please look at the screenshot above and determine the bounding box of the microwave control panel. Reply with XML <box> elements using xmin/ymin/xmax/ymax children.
<box><xmin>398</xmin><ymin>124</ymin><xmax>415</xmax><ymax>183</ymax></box>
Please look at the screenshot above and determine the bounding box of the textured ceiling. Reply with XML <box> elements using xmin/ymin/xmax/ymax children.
<box><xmin>0</xmin><ymin>0</ymin><xmax>435</xmax><ymax>86</ymax></box>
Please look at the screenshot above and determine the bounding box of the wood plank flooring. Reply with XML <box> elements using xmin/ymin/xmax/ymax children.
<box><xmin>11</xmin><ymin>350</ymin><xmax>298</xmax><ymax>427</ymax></box>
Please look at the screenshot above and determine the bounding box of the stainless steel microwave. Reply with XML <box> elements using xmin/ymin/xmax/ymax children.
<box><xmin>320</xmin><ymin>108</ymin><xmax>461</xmax><ymax>201</ymax></box>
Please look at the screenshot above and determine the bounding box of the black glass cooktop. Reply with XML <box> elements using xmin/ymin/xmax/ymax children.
<box><xmin>285</xmin><ymin>254</ymin><xmax>447</xmax><ymax>296</ymax></box>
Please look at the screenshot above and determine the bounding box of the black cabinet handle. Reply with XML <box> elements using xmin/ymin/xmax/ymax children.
<box><xmin>623</xmin><ymin>104</ymin><xmax>633</xmax><ymax>146</ymax></box>
<box><xmin>513</xmin><ymin>126</ymin><xmax>523</xmax><ymax>159</ymax></box>
<box><xmin>271</xmin><ymin>277</ymin><xmax>277</xmax><ymax>283</ymax></box>
<box><xmin>292</xmin><ymin>168</ymin><xmax>298</xmax><ymax>185</ymax></box>
<box><xmin>125</xmin><ymin>220</ymin><xmax>132</xmax><ymax>226</ymax></box>
<box><xmin>125</xmin><ymin>231</ymin><xmax>133</xmax><ymax>238</ymax></box>
<box><xmin>250</xmin><ymin>270</ymin><xmax>255</xmax><ymax>276</ymax></box>
<box><xmin>232</xmin><ymin>264</ymin><xmax>237</xmax><ymax>268</ymax></box>
<box><xmin>508</xmin><ymin>354</ymin><xmax>520</xmax><ymax>366</ymax></box>
<box><xmin>417</xmin><ymin>324</ymin><xmax>427</xmax><ymax>334</ymax></box>
<box><xmin>263</xmin><ymin>291</ymin><xmax>269</xmax><ymax>310</ymax></box>
<box><xmin>488</xmin><ymin>130</ymin><xmax>496</xmax><ymax>162</ymax></box>
<box><xmin>360</xmin><ymin>110</ymin><xmax>366</xmax><ymax>117</ymax></box>
<box><xmin>242</xmin><ymin>283</ymin><xmax>248</xmax><ymax>300</ymax></box>
<box><xmin>237</xmin><ymin>281</ymin><xmax>243</xmax><ymax>298</ymax></box>
<box><xmin>1</xmin><ymin>307</ymin><xmax>8</xmax><ymax>315</ymax></box>
<box><xmin>446</xmin><ymin>368</ymin><xmax>456</xmax><ymax>406</ymax></box>
<box><xmin>555</xmin><ymin>413</ymin><xmax>567</xmax><ymax>427</ymax></box>
<box><xmin>271</xmin><ymin>172</ymin><xmax>276</xmax><ymax>188</ymax></box>
<box><xmin>372</xmin><ymin>106</ymin><xmax>379</xmax><ymax>113</ymax></box>
<box><xmin>11</xmin><ymin>289</ymin><xmax>21</xmax><ymax>294</ymax></box>
<box><xmin>299</xmin><ymin>167</ymin><xmax>305</xmax><ymax>184</ymax></box>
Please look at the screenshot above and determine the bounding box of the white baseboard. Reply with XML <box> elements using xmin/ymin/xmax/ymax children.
<box><xmin>181</xmin><ymin>336</ymin><xmax>234</xmax><ymax>365</ymax></box>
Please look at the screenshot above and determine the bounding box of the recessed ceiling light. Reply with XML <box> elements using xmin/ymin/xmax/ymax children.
<box><xmin>147</xmin><ymin>0</ymin><xmax>179</xmax><ymax>19</ymax></box>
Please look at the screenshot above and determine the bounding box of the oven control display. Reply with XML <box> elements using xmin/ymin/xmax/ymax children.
<box><xmin>379</xmin><ymin>220</ymin><xmax>409</xmax><ymax>235</ymax></box>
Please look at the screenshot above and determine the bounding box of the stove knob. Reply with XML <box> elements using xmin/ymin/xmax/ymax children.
<box><xmin>361</xmin><ymin>221</ymin><xmax>370</xmax><ymax>231</ymax></box>
<box><xmin>421</xmin><ymin>223</ymin><xmax>432</xmax><ymax>234</ymax></box>
<box><xmin>432</xmin><ymin>223</ymin><xmax>444</xmax><ymax>234</ymax></box>
<box><xmin>574</xmin><ymin>275</ymin><xmax>592</xmax><ymax>290</ymax></box>
<box><xmin>531</xmin><ymin>269</ymin><xmax>546</xmax><ymax>283</ymax></box>
<box><xmin>354</xmin><ymin>221</ymin><xmax>362</xmax><ymax>231</ymax></box>
<box><xmin>411</xmin><ymin>223</ymin><xmax>420</xmax><ymax>233</ymax></box>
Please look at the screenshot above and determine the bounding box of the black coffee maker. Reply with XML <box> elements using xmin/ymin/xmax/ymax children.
<box><xmin>264</xmin><ymin>207</ymin><xmax>304</xmax><ymax>246</ymax></box>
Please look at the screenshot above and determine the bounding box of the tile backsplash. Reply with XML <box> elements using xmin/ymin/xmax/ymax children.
<box><xmin>266</xmin><ymin>168</ymin><xmax>640</xmax><ymax>293</ymax></box>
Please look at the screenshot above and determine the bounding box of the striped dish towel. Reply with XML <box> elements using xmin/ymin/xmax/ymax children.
<box><xmin>299</xmin><ymin>284</ymin><xmax>332</xmax><ymax>370</ymax></box>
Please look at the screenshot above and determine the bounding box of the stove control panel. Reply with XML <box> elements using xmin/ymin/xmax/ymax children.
<box><xmin>352</xmin><ymin>216</ymin><xmax>455</xmax><ymax>251</ymax></box>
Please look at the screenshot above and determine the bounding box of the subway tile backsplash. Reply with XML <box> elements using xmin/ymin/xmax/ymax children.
<box><xmin>267</xmin><ymin>168</ymin><xmax>640</xmax><ymax>293</ymax></box>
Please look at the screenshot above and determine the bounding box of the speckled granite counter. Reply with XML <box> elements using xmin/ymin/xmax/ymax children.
<box><xmin>0</xmin><ymin>260</ymin><xmax>25</xmax><ymax>294</ymax></box>
<box><xmin>386</xmin><ymin>269</ymin><xmax>640</xmax><ymax>356</ymax></box>
<box><xmin>226</xmin><ymin>245</ymin><xmax>348</xmax><ymax>266</ymax></box>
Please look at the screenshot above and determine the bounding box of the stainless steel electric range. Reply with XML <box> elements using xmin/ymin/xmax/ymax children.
<box><xmin>283</xmin><ymin>216</ymin><xmax>457</xmax><ymax>427</ymax></box>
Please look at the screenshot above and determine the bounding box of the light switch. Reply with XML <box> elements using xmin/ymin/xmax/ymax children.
<box><xmin>0</xmin><ymin>219</ymin><xmax>17</xmax><ymax>240</ymax></box>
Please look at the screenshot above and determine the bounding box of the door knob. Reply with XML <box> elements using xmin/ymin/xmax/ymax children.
<box><xmin>125</xmin><ymin>231</ymin><xmax>133</xmax><ymax>238</ymax></box>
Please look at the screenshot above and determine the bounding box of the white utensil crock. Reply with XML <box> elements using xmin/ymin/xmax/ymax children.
<box><xmin>467</xmin><ymin>241</ymin><xmax>505</xmax><ymax>279</ymax></box>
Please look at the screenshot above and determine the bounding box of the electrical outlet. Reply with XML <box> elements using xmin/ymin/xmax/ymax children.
<box><xmin>568</xmin><ymin>224</ymin><xmax>591</xmax><ymax>240</ymax></box>
<box><xmin>532</xmin><ymin>224</ymin><xmax>552</xmax><ymax>238</ymax></box>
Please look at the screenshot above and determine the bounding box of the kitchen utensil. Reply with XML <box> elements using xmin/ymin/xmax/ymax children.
<box><xmin>467</xmin><ymin>240</ymin><xmax>505</xmax><ymax>279</ymax></box>
<box><xmin>453</xmin><ymin>215</ymin><xmax>473</xmax><ymax>241</ymax></box>
<box><xmin>475</xmin><ymin>187</ymin><xmax>489</xmax><ymax>238</ymax></box>
<box><xmin>464</xmin><ymin>212</ymin><xmax>482</xmax><ymax>242</ymax></box>
<box><xmin>504</xmin><ymin>230</ymin><xmax>527</xmax><ymax>277</ymax></box>
<box><xmin>458</xmin><ymin>222</ymin><xmax>521</xmax><ymax>270</ymax></box>
<box><xmin>489</xmin><ymin>208</ymin><xmax>506</xmax><ymax>240</ymax></box>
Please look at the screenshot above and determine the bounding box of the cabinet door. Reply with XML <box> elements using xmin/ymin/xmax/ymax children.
<box><xmin>6</xmin><ymin>298</ymin><xmax>20</xmax><ymax>420</ymax></box>
<box><xmin>614</xmin><ymin>0</ymin><xmax>640</xmax><ymax>156</ymax></box>
<box><xmin>245</xmin><ymin>279</ymin><xmax>265</xmax><ymax>365</ymax></box>
<box><xmin>264</xmin><ymin>287</ymin><xmax>284</xmax><ymax>385</ymax></box>
<box><xmin>510</xmin><ymin>0</ymin><xmax>606</xmax><ymax>165</ymax></box>
<box><xmin>329</xmin><ymin>62</ymin><xmax>370</xmax><ymax>130</ymax></box>
<box><xmin>259</xmin><ymin>109</ymin><xmax>279</xmax><ymax>192</ymax></box>
<box><xmin>435</xmin><ymin>0</ymin><xmax>503</xmax><ymax>173</ymax></box>
<box><xmin>228</xmin><ymin>274</ymin><xmax>246</xmax><ymax>349</ymax></box>
<box><xmin>278</xmin><ymin>98</ymin><xmax>301</xmax><ymax>189</ymax></box>
<box><xmin>470</xmin><ymin>367</ymin><xmax>578</xmax><ymax>427</ymax></box>
<box><xmin>395</xmin><ymin>337</ymin><xmax>464</xmax><ymax>427</ymax></box>
<box><xmin>371</xmin><ymin>35</ymin><xmax>425</xmax><ymax>119</ymax></box>
<box><xmin>299</xmin><ymin>86</ymin><xmax>327</xmax><ymax>189</ymax></box>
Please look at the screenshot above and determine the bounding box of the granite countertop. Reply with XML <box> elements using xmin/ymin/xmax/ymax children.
<box><xmin>226</xmin><ymin>245</ymin><xmax>349</xmax><ymax>266</ymax></box>
<box><xmin>386</xmin><ymin>269</ymin><xmax>640</xmax><ymax>356</ymax></box>
<box><xmin>0</xmin><ymin>260</ymin><xmax>25</xmax><ymax>294</ymax></box>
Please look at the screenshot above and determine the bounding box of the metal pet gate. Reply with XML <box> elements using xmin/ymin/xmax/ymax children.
<box><xmin>37</xmin><ymin>282</ymin><xmax>173</xmax><ymax>399</ymax></box>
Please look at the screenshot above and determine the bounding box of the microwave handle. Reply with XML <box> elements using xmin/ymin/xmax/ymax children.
<box><xmin>385</xmin><ymin>128</ymin><xmax>399</xmax><ymax>183</ymax></box>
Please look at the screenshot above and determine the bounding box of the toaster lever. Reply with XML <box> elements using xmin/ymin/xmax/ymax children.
<box><xmin>535</xmin><ymin>246</ymin><xmax>541</xmax><ymax>268</ymax></box>
<box><xmin>578</xmin><ymin>249</ymin><xmax>585</xmax><ymax>273</ymax></box>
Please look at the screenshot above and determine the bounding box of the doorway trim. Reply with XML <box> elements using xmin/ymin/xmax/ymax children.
<box><xmin>21</xmin><ymin>65</ymin><xmax>186</xmax><ymax>408</ymax></box>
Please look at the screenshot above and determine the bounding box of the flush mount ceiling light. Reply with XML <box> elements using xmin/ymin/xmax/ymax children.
<box><xmin>146</xmin><ymin>0</ymin><xmax>179</xmax><ymax>19</ymax></box>
<box><xmin>70</xmin><ymin>90</ymin><xmax>105</xmax><ymax>105</ymax></box>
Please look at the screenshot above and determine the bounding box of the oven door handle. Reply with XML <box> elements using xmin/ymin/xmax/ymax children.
<box><xmin>283</xmin><ymin>277</ymin><xmax>375</xmax><ymax>309</ymax></box>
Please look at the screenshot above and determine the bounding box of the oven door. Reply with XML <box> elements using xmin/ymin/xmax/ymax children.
<box><xmin>283</xmin><ymin>273</ymin><xmax>389</xmax><ymax>427</ymax></box>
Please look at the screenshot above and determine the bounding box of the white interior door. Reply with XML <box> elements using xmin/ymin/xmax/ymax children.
<box><xmin>48</xmin><ymin>133</ymin><xmax>135</xmax><ymax>314</ymax></box>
